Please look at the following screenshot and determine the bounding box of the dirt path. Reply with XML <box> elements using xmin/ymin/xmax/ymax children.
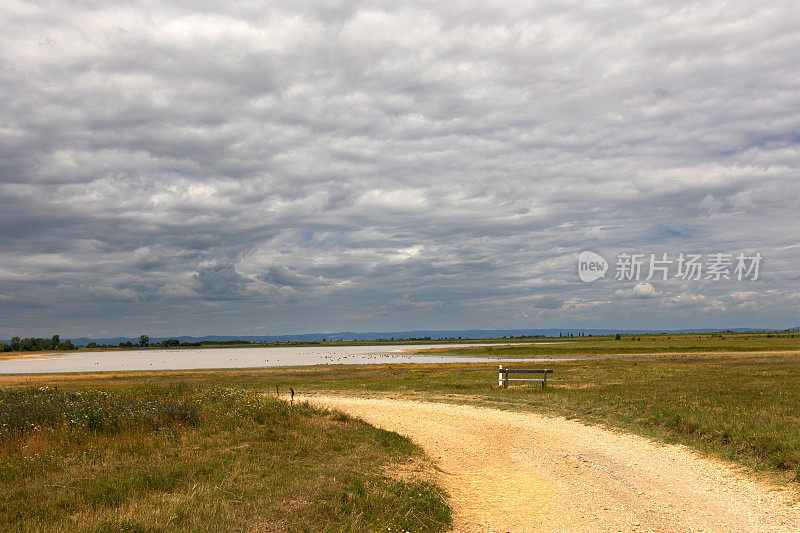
<box><xmin>307</xmin><ymin>395</ymin><xmax>800</xmax><ymax>532</ymax></box>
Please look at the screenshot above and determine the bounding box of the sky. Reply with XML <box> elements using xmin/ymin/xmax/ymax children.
<box><xmin>1</xmin><ymin>0</ymin><xmax>799</xmax><ymax>338</ymax></box>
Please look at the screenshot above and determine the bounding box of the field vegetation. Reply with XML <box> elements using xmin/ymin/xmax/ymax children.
<box><xmin>410</xmin><ymin>332</ymin><xmax>800</xmax><ymax>357</ymax></box>
<box><xmin>0</xmin><ymin>384</ymin><xmax>450</xmax><ymax>532</ymax></box>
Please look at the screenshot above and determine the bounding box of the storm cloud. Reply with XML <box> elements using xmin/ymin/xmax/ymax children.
<box><xmin>1</xmin><ymin>0</ymin><xmax>799</xmax><ymax>337</ymax></box>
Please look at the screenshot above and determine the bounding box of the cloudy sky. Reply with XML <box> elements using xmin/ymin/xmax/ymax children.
<box><xmin>1</xmin><ymin>0</ymin><xmax>799</xmax><ymax>338</ymax></box>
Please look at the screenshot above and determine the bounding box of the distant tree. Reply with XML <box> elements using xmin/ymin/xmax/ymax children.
<box><xmin>20</xmin><ymin>338</ymin><xmax>42</xmax><ymax>351</ymax></box>
<box><xmin>86</xmin><ymin>342</ymin><xmax>98</xmax><ymax>348</ymax></box>
<box><xmin>58</xmin><ymin>339</ymin><xmax>74</xmax><ymax>350</ymax></box>
<box><xmin>0</xmin><ymin>342</ymin><xmax>9</xmax><ymax>352</ymax></box>
<box><xmin>2</xmin><ymin>334</ymin><xmax>75</xmax><ymax>352</ymax></box>
<box><xmin>138</xmin><ymin>335</ymin><xmax>150</xmax><ymax>347</ymax></box>
<box><xmin>615</xmin><ymin>334</ymin><xmax>621</xmax><ymax>340</ymax></box>
<box><xmin>160</xmin><ymin>339</ymin><xmax>180</xmax><ymax>347</ymax></box>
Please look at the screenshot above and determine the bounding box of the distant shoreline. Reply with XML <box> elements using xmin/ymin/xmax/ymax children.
<box><xmin>0</xmin><ymin>337</ymin><xmax>541</xmax><ymax>360</ymax></box>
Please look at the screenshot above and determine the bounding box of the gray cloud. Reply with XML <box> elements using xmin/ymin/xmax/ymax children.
<box><xmin>257</xmin><ymin>266</ymin><xmax>325</xmax><ymax>287</ymax></box>
<box><xmin>193</xmin><ymin>266</ymin><xmax>249</xmax><ymax>298</ymax></box>
<box><xmin>1</xmin><ymin>1</ymin><xmax>799</xmax><ymax>336</ymax></box>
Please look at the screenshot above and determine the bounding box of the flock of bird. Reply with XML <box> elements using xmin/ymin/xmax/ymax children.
<box><xmin>82</xmin><ymin>347</ymin><xmax>426</xmax><ymax>371</ymax></box>
<box><xmin>7</xmin><ymin>344</ymin><xmax>541</xmax><ymax>374</ymax></box>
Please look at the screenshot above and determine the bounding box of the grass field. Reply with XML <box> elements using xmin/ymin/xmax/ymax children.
<box><xmin>408</xmin><ymin>331</ymin><xmax>800</xmax><ymax>357</ymax></box>
<box><xmin>0</xmin><ymin>384</ymin><xmax>450</xmax><ymax>532</ymax></box>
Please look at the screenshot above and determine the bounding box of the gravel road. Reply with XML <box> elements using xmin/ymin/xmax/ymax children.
<box><xmin>307</xmin><ymin>395</ymin><xmax>800</xmax><ymax>532</ymax></box>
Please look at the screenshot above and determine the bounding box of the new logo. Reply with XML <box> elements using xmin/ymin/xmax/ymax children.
<box><xmin>578</xmin><ymin>251</ymin><xmax>608</xmax><ymax>282</ymax></box>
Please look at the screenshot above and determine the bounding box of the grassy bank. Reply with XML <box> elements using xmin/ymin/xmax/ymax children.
<box><xmin>0</xmin><ymin>385</ymin><xmax>450</xmax><ymax>532</ymax></box>
<box><xmin>409</xmin><ymin>332</ymin><xmax>799</xmax><ymax>357</ymax></box>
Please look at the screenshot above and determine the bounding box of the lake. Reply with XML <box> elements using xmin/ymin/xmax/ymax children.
<box><xmin>0</xmin><ymin>343</ymin><xmax>566</xmax><ymax>374</ymax></box>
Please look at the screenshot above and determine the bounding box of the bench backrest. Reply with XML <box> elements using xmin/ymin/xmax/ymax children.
<box><xmin>498</xmin><ymin>366</ymin><xmax>554</xmax><ymax>388</ymax></box>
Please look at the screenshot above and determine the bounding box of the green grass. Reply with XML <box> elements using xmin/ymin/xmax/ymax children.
<box><xmin>0</xmin><ymin>385</ymin><xmax>450</xmax><ymax>532</ymax></box>
<box><xmin>409</xmin><ymin>332</ymin><xmax>799</xmax><ymax>357</ymax></box>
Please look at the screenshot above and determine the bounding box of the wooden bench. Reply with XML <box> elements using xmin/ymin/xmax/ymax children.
<box><xmin>498</xmin><ymin>365</ymin><xmax>553</xmax><ymax>388</ymax></box>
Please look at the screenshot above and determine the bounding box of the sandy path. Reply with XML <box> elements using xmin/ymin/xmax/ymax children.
<box><xmin>307</xmin><ymin>395</ymin><xmax>800</xmax><ymax>532</ymax></box>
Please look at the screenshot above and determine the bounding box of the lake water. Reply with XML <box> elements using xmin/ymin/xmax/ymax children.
<box><xmin>0</xmin><ymin>343</ymin><xmax>567</xmax><ymax>374</ymax></box>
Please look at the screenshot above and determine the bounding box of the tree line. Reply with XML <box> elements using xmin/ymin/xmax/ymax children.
<box><xmin>85</xmin><ymin>336</ymin><xmax>235</xmax><ymax>349</ymax></box>
<box><xmin>0</xmin><ymin>335</ymin><xmax>74</xmax><ymax>352</ymax></box>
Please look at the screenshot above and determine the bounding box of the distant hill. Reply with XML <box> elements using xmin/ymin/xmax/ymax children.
<box><xmin>10</xmin><ymin>327</ymin><xmax>785</xmax><ymax>347</ymax></box>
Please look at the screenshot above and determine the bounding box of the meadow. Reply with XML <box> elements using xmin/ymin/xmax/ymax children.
<box><xmin>0</xmin><ymin>384</ymin><xmax>450</xmax><ymax>532</ymax></box>
<box><xmin>408</xmin><ymin>331</ymin><xmax>800</xmax><ymax>357</ymax></box>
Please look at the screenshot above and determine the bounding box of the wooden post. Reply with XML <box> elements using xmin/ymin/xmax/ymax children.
<box><xmin>499</xmin><ymin>365</ymin><xmax>509</xmax><ymax>388</ymax></box>
<box><xmin>499</xmin><ymin>365</ymin><xmax>503</xmax><ymax>387</ymax></box>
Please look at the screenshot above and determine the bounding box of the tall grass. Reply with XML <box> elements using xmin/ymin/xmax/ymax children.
<box><xmin>0</xmin><ymin>385</ymin><xmax>450</xmax><ymax>532</ymax></box>
<box><xmin>0</xmin><ymin>386</ymin><xmax>199</xmax><ymax>435</ymax></box>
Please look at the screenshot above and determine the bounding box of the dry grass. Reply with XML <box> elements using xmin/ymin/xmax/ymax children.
<box><xmin>0</xmin><ymin>385</ymin><xmax>451</xmax><ymax>532</ymax></box>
